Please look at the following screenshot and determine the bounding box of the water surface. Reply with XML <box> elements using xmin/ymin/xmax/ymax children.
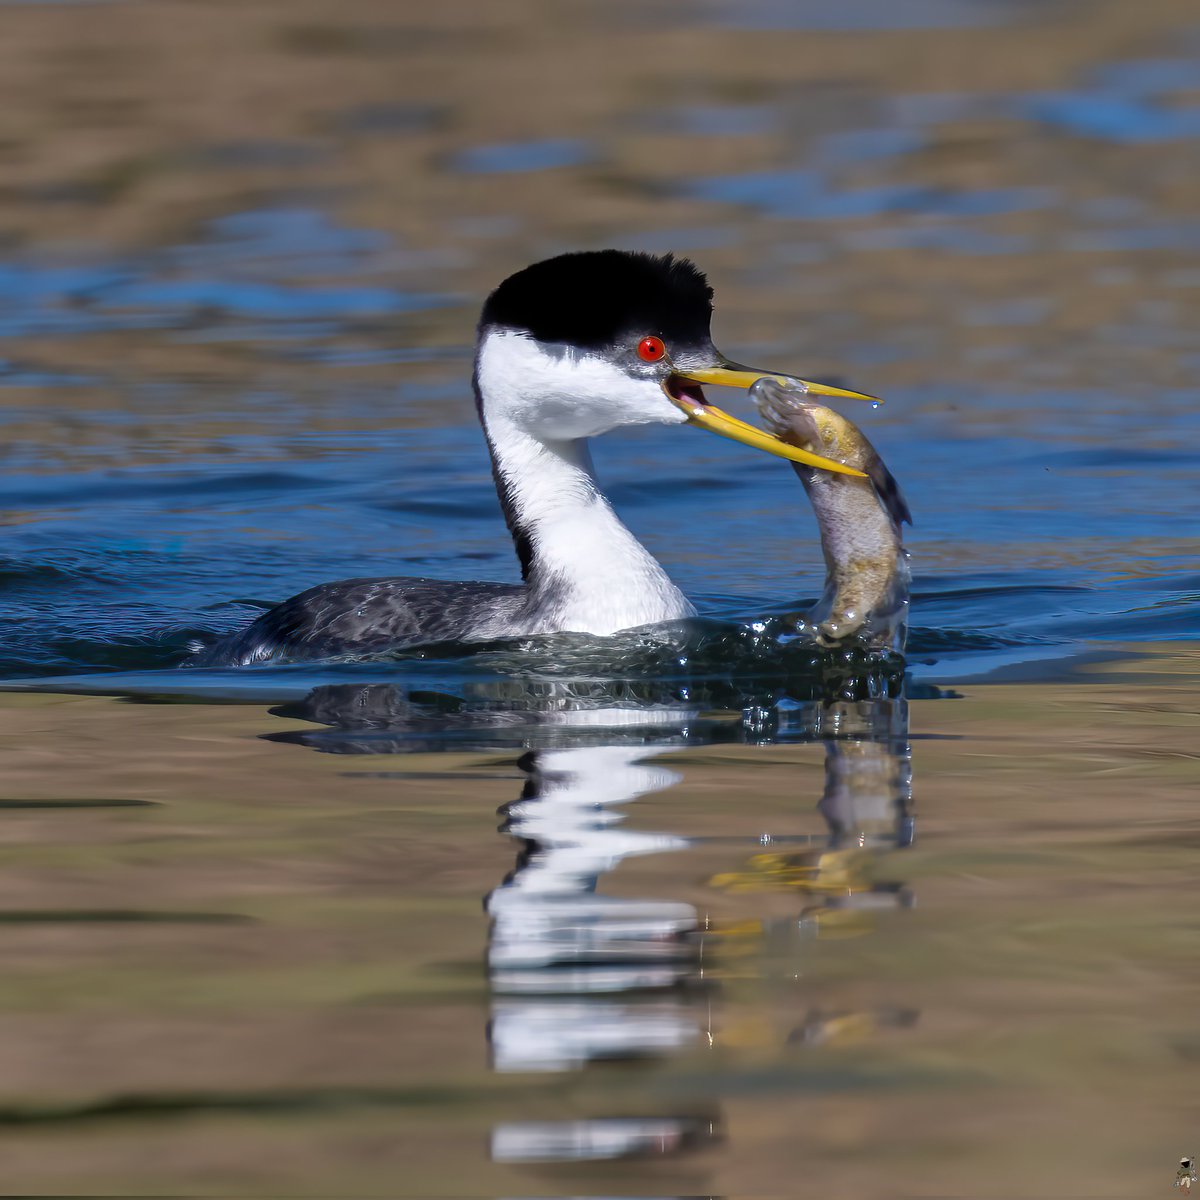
<box><xmin>0</xmin><ymin>0</ymin><xmax>1198</xmax><ymax>1193</ymax></box>
<box><xmin>0</xmin><ymin>648</ymin><xmax>1198</xmax><ymax>1194</ymax></box>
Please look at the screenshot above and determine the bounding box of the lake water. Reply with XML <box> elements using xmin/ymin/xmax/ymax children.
<box><xmin>0</xmin><ymin>0</ymin><xmax>1198</xmax><ymax>1193</ymax></box>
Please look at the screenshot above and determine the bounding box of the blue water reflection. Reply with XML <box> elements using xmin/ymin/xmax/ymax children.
<box><xmin>0</xmin><ymin>208</ymin><xmax>453</xmax><ymax>340</ymax></box>
<box><xmin>2</xmin><ymin>378</ymin><xmax>1199</xmax><ymax>681</ymax></box>
<box><xmin>699</xmin><ymin>0</ymin><xmax>1039</xmax><ymax>31</ymax></box>
<box><xmin>452</xmin><ymin>138</ymin><xmax>593</xmax><ymax>174</ymax></box>
<box><xmin>0</xmin><ymin>23</ymin><xmax>1197</xmax><ymax>689</ymax></box>
<box><xmin>1027</xmin><ymin>56</ymin><xmax>1200</xmax><ymax>143</ymax></box>
<box><xmin>1029</xmin><ymin>92</ymin><xmax>1200</xmax><ymax>143</ymax></box>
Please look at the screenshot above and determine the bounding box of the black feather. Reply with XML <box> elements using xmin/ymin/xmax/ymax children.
<box><xmin>480</xmin><ymin>249</ymin><xmax>714</xmax><ymax>349</ymax></box>
<box><xmin>472</xmin><ymin>365</ymin><xmax>535</xmax><ymax>581</ymax></box>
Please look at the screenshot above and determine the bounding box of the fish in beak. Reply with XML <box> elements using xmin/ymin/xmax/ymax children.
<box><xmin>664</xmin><ymin>359</ymin><xmax>878</xmax><ymax>478</ymax></box>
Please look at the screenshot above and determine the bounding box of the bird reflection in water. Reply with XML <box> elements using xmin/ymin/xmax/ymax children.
<box><xmin>266</xmin><ymin>669</ymin><xmax>916</xmax><ymax>1167</ymax></box>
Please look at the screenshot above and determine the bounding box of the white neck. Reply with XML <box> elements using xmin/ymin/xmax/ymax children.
<box><xmin>483</xmin><ymin>413</ymin><xmax>694</xmax><ymax>635</ymax></box>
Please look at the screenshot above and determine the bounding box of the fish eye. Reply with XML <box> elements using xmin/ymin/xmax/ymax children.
<box><xmin>637</xmin><ymin>335</ymin><xmax>666</xmax><ymax>363</ymax></box>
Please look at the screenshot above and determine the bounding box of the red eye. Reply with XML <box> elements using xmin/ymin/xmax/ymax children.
<box><xmin>637</xmin><ymin>335</ymin><xmax>666</xmax><ymax>363</ymax></box>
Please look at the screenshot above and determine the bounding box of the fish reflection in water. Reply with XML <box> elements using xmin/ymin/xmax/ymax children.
<box><xmin>269</xmin><ymin>669</ymin><xmax>915</xmax><ymax>1166</ymax></box>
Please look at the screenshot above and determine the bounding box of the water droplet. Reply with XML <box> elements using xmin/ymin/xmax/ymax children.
<box><xmin>870</xmin><ymin>400</ymin><xmax>881</xmax><ymax>410</ymax></box>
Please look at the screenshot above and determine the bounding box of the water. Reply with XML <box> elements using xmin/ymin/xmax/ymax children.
<box><xmin>0</xmin><ymin>0</ymin><xmax>1198</xmax><ymax>1192</ymax></box>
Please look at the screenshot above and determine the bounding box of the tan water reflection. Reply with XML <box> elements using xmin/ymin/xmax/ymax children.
<box><xmin>0</xmin><ymin>647</ymin><xmax>1197</xmax><ymax>1192</ymax></box>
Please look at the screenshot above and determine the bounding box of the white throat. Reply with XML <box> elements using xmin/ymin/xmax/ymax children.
<box><xmin>476</xmin><ymin>331</ymin><xmax>695</xmax><ymax>636</ymax></box>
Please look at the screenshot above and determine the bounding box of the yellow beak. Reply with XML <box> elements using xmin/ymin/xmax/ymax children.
<box><xmin>667</xmin><ymin>363</ymin><xmax>878</xmax><ymax>478</ymax></box>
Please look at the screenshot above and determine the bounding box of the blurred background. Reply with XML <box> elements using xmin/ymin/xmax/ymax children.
<box><xmin>1</xmin><ymin>0</ymin><xmax>1198</xmax><ymax>675</ymax></box>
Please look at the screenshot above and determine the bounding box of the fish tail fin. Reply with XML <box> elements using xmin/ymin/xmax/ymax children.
<box><xmin>866</xmin><ymin>455</ymin><xmax>913</xmax><ymax>529</ymax></box>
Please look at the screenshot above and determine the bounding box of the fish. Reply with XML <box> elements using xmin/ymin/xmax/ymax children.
<box><xmin>750</xmin><ymin>377</ymin><xmax>911</xmax><ymax>652</ymax></box>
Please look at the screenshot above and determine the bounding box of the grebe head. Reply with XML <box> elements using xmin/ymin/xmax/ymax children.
<box><xmin>475</xmin><ymin>249</ymin><xmax>878</xmax><ymax>476</ymax></box>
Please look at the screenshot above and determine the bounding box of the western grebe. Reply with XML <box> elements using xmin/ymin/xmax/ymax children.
<box><xmin>198</xmin><ymin>250</ymin><xmax>875</xmax><ymax>666</ymax></box>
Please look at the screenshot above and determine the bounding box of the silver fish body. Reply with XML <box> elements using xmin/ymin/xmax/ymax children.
<box><xmin>751</xmin><ymin>378</ymin><xmax>910</xmax><ymax>652</ymax></box>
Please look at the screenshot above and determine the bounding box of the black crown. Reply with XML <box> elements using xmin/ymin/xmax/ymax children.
<box><xmin>480</xmin><ymin>250</ymin><xmax>714</xmax><ymax>351</ymax></box>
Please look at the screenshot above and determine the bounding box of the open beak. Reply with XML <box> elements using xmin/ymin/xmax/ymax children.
<box><xmin>665</xmin><ymin>360</ymin><xmax>878</xmax><ymax>478</ymax></box>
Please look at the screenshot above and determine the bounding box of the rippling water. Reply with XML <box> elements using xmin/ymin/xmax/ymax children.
<box><xmin>0</xmin><ymin>0</ymin><xmax>1198</xmax><ymax>1193</ymax></box>
<box><xmin>0</xmin><ymin>12</ymin><xmax>1196</xmax><ymax>688</ymax></box>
